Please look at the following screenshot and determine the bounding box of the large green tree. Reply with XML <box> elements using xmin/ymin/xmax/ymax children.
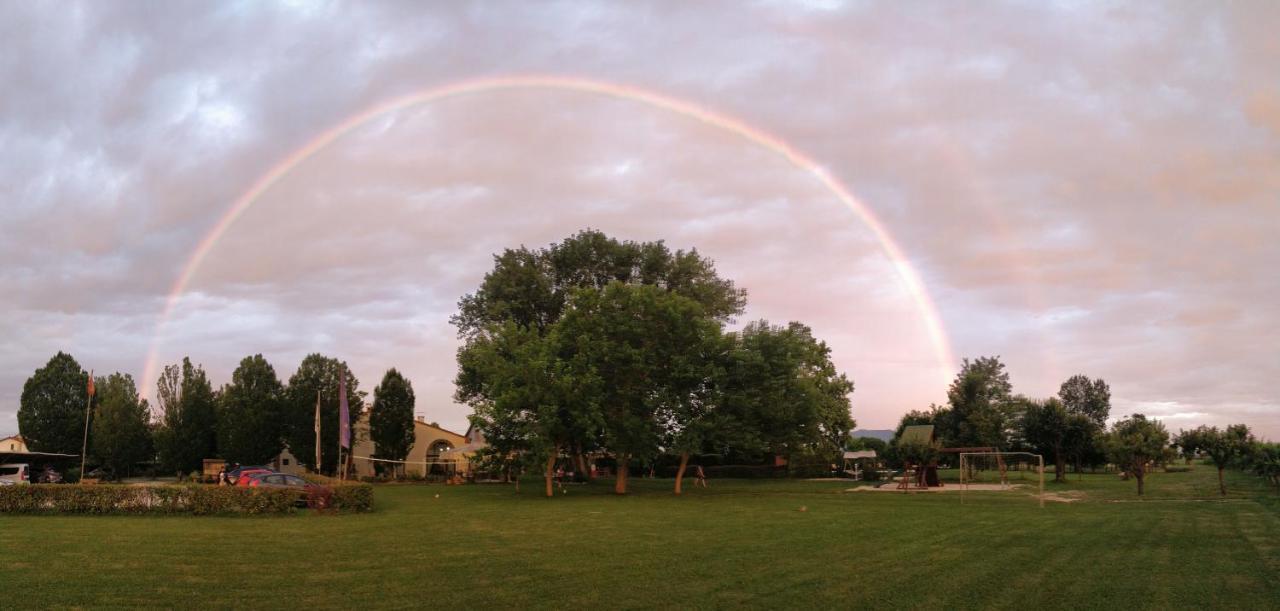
<box><xmin>459</xmin><ymin>322</ymin><xmax>597</xmax><ymax>497</ymax></box>
<box><xmin>556</xmin><ymin>283</ymin><xmax>722</xmax><ymax>495</ymax></box>
<box><xmin>936</xmin><ymin>356</ymin><xmax>1017</xmax><ymax>449</ymax></box>
<box><xmin>452</xmin><ymin>229</ymin><xmax>747</xmax><ymax>341</ymax></box>
<box><xmin>283</xmin><ymin>354</ymin><xmax>364</xmax><ymax>476</ymax></box>
<box><xmin>1106</xmin><ymin>414</ymin><xmax>1170</xmax><ymax>496</ymax></box>
<box><xmin>370</xmin><ymin>368</ymin><xmax>416</xmax><ymax>476</ymax></box>
<box><xmin>1019</xmin><ymin>397</ymin><xmax>1091</xmax><ymax>482</ymax></box>
<box><xmin>217</xmin><ymin>354</ymin><xmax>285</xmax><ymax>466</ymax></box>
<box><xmin>18</xmin><ymin>352</ymin><xmax>92</xmax><ymax>454</ymax></box>
<box><xmin>719</xmin><ymin>321</ymin><xmax>855</xmax><ymax>465</ymax></box>
<box><xmin>454</xmin><ymin>230</ymin><xmax>747</xmax><ymax>494</ymax></box>
<box><xmin>153</xmin><ymin>358</ymin><xmax>219</xmax><ymax>478</ymax></box>
<box><xmin>1058</xmin><ymin>374</ymin><xmax>1111</xmax><ymax>427</ymax></box>
<box><xmin>90</xmin><ymin>373</ymin><xmax>152</xmax><ymax>479</ymax></box>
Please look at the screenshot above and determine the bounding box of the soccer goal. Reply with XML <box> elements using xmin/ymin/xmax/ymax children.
<box><xmin>959</xmin><ymin>452</ymin><xmax>1045</xmax><ymax>508</ymax></box>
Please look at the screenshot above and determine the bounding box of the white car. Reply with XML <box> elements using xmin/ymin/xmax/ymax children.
<box><xmin>0</xmin><ymin>463</ymin><xmax>30</xmax><ymax>485</ymax></box>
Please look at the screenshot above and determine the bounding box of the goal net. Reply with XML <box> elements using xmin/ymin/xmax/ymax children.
<box><xmin>959</xmin><ymin>452</ymin><xmax>1045</xmax><ymax>507</ymax></box>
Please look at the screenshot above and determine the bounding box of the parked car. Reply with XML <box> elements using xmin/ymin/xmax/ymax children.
<box><xmin>226</xmin><ymin>465</ymin><xmax>273</xmax><ymax>480</ymax></box>
<box><xmin>0</xmin><ymin>463</ymin><xmax>30</xmax><ymax>485</ymax></box>
<box><xmin>246</xmin><ymin>473</ymin><xmax>315</xmax><ymax>489</ymax></box>
<box><xmin>36</xmin><ymin>466</ymin><xmax>62</xmax><ymax>483</ymax></box>
<box><xmin>245</xmin><ymin>473</ymin><xmax>326</xmax><ymax>507</ymax></box>
<box><xmin>233</xmin><ymin>468</ymin><xmax>274</xmax><ymax>486</ymax></box>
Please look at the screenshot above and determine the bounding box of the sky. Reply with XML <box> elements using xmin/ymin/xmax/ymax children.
<box><xmin>2</xmin><ymin>1</ymin><xmax>1277</xmax><ymax>439</ymax></box>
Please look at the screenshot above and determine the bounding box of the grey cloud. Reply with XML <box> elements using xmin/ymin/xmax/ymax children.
<box><xmin>1</xmin><ymin>1</ymin><xmax>1277</xmax><ymax>437</ymax></box>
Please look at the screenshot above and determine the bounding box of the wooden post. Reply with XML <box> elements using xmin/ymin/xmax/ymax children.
<box><xmin>1038</xmin><ymin>454</ymin><xmax>1045</xmax><ymax>508</ymax></box>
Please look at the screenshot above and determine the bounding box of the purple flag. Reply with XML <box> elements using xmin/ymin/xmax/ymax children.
<box><xmin>338</xmin><ymin>367</ymin><xmax>350</xmax><ymax>449</ymax></box>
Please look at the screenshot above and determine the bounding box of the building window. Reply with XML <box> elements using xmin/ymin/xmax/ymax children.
<box><xmin>283</xmin><ymin>459</ymin><xmax>291</xmax><ymax>466</ymax></box>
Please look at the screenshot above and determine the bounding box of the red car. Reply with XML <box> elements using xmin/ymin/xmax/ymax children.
<box><xmin>245</xmin><ymin>473</ymin><xmax>315</xmax><ymax>489</ymax></box>
<box><xmin>234</xmin><ymin>468</ymin><xmax>274</xmax><ymax>486</ymax></box>
<box><xmin>245</xmin><ymin>473</ymin><xmax>328</xmax><ymax>508</ymax></box>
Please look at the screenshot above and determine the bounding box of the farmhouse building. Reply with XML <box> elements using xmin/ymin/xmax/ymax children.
<box><xmin>1</xmin><ymin>435</ymin><xmax>28</xmax><ymax>453</ymax></box>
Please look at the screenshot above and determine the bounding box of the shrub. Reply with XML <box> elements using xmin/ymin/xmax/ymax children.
<box><xmin>330</xmin><ymin>483</ymin><xmax>374</xmax><ymax>512</ymax></box>
<box><xmin>0</xmin><ymin>483</ymin><xmax>373</xmax><ymax>515</ymax></box>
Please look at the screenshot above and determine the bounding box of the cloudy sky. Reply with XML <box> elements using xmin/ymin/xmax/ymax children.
<box><xmin>2</xmin><ymin>1</ymin><xmax>1277</xmax><ymax>439</ymax></box>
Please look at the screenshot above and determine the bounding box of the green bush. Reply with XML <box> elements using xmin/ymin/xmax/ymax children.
<box><xmin>0</xmin><ymin>483</ymin><xmax>373</xmax><ymax>515</ymax></box>
<box><xmin>330</xmin><ymin>483</ymin><xmax>374</xmax><ymax>512</ymax></box>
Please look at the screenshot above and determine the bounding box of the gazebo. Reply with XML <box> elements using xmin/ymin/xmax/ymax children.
<box><xmin>841</xmin><ymin>450</ymin><xmax>878</xmax><ymax>480</ymax></box>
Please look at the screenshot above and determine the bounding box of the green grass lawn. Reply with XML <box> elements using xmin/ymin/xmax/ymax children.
<box><xmin>3</xmin><ymin>465</ymin><xmax>1278</xmax><ymax>610</ymax></box>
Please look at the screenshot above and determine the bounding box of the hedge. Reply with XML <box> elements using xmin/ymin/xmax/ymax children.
<box><xmin>0</xmin><ymin>483</ymin><xmax>373</xmax><ymax>515</ymax></box>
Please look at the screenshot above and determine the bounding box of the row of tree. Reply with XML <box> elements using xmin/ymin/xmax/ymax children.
<box><xmin>455</xmin><ymin>230</ymin><xmax>856</xmax><ymax>496</ymax></box>
<box><xmin>883</xmin><ymin>356</ymin><xmax>1275</xmax><ymax>496</ymax></box>
<box><xmin>886</xmin><ymin>357</ymin><xmax>1115</xmax><ymax>483</ymax></box>
<box><xmin>16</xmin><ymin>351</ymin><xmax>419</xmax><ymax>479</ymax></box>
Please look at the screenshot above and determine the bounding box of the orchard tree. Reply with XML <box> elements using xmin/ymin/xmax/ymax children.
<box><xmin>90</xmin><ymin>373</ymin><xmax>152</xmax><ymax>479</ymax></box>
<box><xmin>1246</xmin><ymin>443</ymin><xmax>1280</xmax><ymax>490</ymax></box>
<box><xmin>1192</xmin><ymin>424</ymin><xmax>1254</xmax><ymax>496</ymax></box>
<box><xmin>284</xmin><ymin>354</ymin><xmax>364</xmax><ymax>476</ymax></box>
<box><xmin>1173</xmin><ymin>428</ymin><xmax>1206</xmax><ymax>464</ymax></box>
<box><xmin>370</xmin><ymin>368</ymin><xmax>416</xmax><ymax>476</ymax></box>
<box><xmin>1106</xmin><ymin>414</ymin><xmax>1170</xmax><ymax>496</ymax></box>
<box><xmin>18</xmin><ymin>352</ymin><xmax>91</xmax><ymax>454</ymax></box>
<box><xmin>217</xmin><ymin>354</ymin><xmax>285</xmax><ymax>466</ymax></box>
<box><xmin>153</xmin><ymin>358</ymin><xmax>219</xmax><ymax>478</ymax></box>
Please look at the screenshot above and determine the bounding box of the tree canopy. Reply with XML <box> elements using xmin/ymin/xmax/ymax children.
<box><xmin>153</xmin><ymin>357</ymin><xmax>219</xmax><ymax>477</ymax></box>
<box><xmin>452</xmin><ymin>229</ymin><xmax>747</xmax><ymax>341</ymax></box>
<box><xmin>371</xmin><ymin>368</ymin><xmax>417</xmax><ymax>473</ymax></box>
<box><xmin>18</xmin><ymin>352</ymin><xmax>91</xmax><ymax>454</ymax></box>
<box><xmin>456</xmin><ymin>231</ymin><xmax>855</xmax><ymax>496</ymax></box>
<box><xmin>217</xmin><ymin>354</ymin><xmax>285</xmax><ymax>466</ymax></box>
<box><xmin>1106</xmin><ymin>414</ymin><xmax>1170</xmax><ymax>496</ymax></box>
<box><xmin>1019</xmin><ymin>397</ymin><xmax>1091</xmax><ymax>482</ymax></box>
<box><xmin>935</xmin><ymin>356</ymin><xmax>1017</xmax><ymax>450</ymax></box>
<box><xmin>1058</xmin><ymin>374</ymin><xmax>1111</xmax><ymax>428</ymax></box>
<box><xmin>90</xmin><ymin>372</ymin><xmax>151</xmax><ymax>479</ymax></box>
<box><xmin>284</xmin><ymin>354</ymin><xmax>364</xmax><ymax>475</ymax></box>
<box><xmin>1179</xmin><ymin>424</ymin><xmax>1254</xmax><ymax>496</ymax></box>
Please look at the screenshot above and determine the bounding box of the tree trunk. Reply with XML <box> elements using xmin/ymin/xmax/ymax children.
<box><xmin>614</xmin><ymin>454</ymin><xmax>630</xmax><ymax>495</ymax></box>
<box><xmin>544</xmin><ymin>451</ymin><xmax>557</xmax><ymax>498</ymax></box>
<box><xmin>1135</xmin><ymin>465</ymin><xmax>1145</xmax><ymax>496</ymax></box>
<box><xmin>1054</xmin><ymin>447</ymin><xmax>1066</xmax><ymax>482</ymax></box>
<box><xmin>1217</xmin><ymin>466</ymin><xmax>1226</xmax><ymax>497</ymax></box>
<box><xmin>674</xmin><ymin>452</ymin><xmax>689</xmax><ymax>495</ymax></box>
<box><xmin>576</xmin><ymin>453</ymin><xmax>591</xmax><ymax>481</ymax></box>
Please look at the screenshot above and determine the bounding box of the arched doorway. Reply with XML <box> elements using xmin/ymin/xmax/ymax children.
<box><xmin>428</xmin><ymin>439</ymin><xmax>454</xmax><ymax>477</ymax></box>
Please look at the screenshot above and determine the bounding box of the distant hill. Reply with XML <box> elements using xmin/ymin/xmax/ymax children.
<box><xmin>851</xmin><ymin>429</ymin><xmax>894</xmax><ymax>442</ymax></box>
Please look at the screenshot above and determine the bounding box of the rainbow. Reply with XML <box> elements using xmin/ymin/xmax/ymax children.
<box><xmin>142</xmin><ymin>74</ymin><xmax>957</xmax><ymax>397</ymax></box>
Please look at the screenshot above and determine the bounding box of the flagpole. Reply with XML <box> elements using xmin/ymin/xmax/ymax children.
<box><xmin>337</xmin><ymin>370</ymin><xmax>343</xmax><ymax>481</ymax></box>
<box><xmin>79</xmin><ymin>370</ymin><xmax>94</xmax><ymax>482</ymax></box>
<box><xmin>337</xmin><ymin>365</ymin><xmax>349</xmax><ymax>481</ymax></box>
<box><xmin>314</xmin><ymin>390</ymin><xmax>322</xmax><ymax>475</ymax></box>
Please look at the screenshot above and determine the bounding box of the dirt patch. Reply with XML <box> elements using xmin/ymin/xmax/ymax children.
<box><xmin>847</xmin><ymin>483</ymin><xmax>1028</xmax><ymax>493</ymax></box>
<box><xmin>1041</xmin><ymin>490</ymin><xmax>1087</xmax><ymax>503</ymax></box>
